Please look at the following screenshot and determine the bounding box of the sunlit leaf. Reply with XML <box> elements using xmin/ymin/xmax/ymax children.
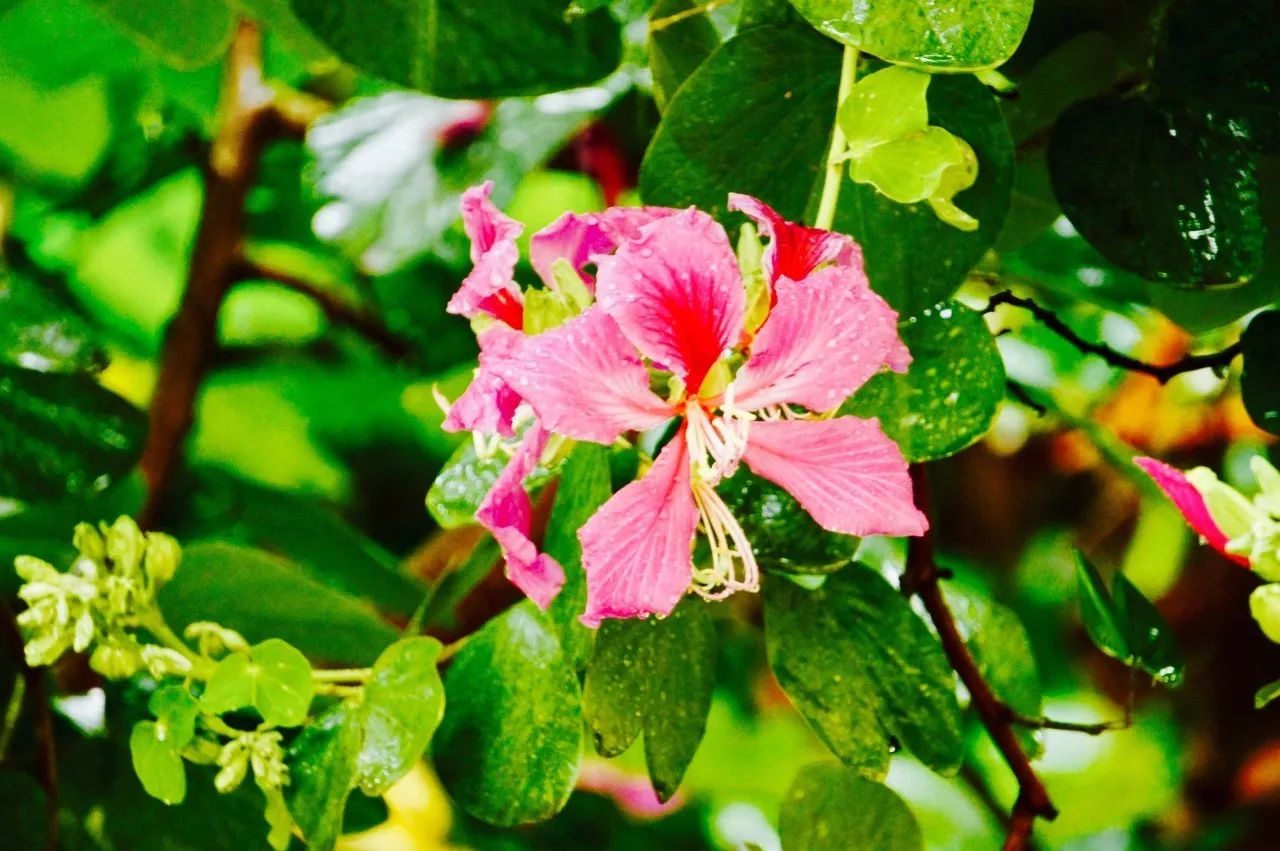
<box><xmin>130</xmin><ymin>721</ymin><xmax>187</xmax><ymax>805</ymax></box>
<box><xmin>779</xmin><ymin>761</ymin><xmax>923</xmax><ymax>850</ymax></box>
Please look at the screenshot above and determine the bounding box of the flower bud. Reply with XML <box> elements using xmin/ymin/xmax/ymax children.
<box><xmin>104</xmin><ymin>516</ymin><xmax>146</xmax><ymax>576</ymax></box>
<box><xmin>184</xmin><ymin>621</ymin><xmax>248</xmax><ymax>658</ymax></box>
<box><xmin>90</xmin><ymin>643</ymin><xmax>143</xmax><ymax>679</ymax></box>
<box><xmin>1251</xmin><ymin>584</ymin><xmax>1280</xmax><ymax>644</ymax></box>
<box><xmin>214</xmin><ymin>752</ymin><xmax>249</xmax><ymax>794</ymax></box>
<box><xmin>72</xmin><ymin>523</ymin><xmax>105</xmax><ymax>563</ymax></box>
<box><xmin>141</xmin><ymin>645</ymin><xmax>193</xmax><ymax>678</ymax></box>
<box><xmin>143</xmin><ymin>533</ymin><xmax>181</xmax><ymax>586</ymax></box>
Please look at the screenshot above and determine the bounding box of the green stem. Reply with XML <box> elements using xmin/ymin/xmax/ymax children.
<box><xmin>311</xmin><ymin>667</ymin><xmax>370</xmax><ymax>684</ymax></box>
<box><xmin>0</xmin><ymin>672</ymin><xmax>26</xmax><ymax>760</ymax></box>
<box><xmin>813</xmin><ymin>45</ymin><xmax>859</xmax><ymax>231</ymax></box>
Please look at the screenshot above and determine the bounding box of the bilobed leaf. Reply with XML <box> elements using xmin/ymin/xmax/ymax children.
<box><xmin>1075</xmin><ymin>552</ymin><xmax>1130</xmax><ymax>662</ymax></box>
<box><xmin>544</xmin><ymin>442</ymin><xmax>614</xmax><ymax>669</ymax></box>
<box><xmin>355</xmin><ymin>637</ymin><xmax>445</xmax><ymax>795</ymax></box>
<box><xmin>764</xmin><ymin>566</ymin><xmax>963</xmax><ymax>775</ymax></box>
<box><xmin>779</xmin><ymin>762</ymin><xmax>923</xmax><ymax>851</ymax></box>
<box><xmin>149</xmin><ymin>685</ymin><xmax>199</xmax><ymax>750</ymax></box>
<box><xmin>648</xmin><ymin>0</ymin><xmax>720</xmax><ymax>112</ymax></box>
<box><xmin>1153</xmin><ymin>0</ymin><xmax>1280</xmax><ymax>153</ymax></box>
<box><xmin>292</xmin><ymin>0</ymin><xmax>622</xmax><ymax>98</ymax></box>
<box><xmin>834</xmin><ymin>72</ymin><xmax>1013</xmax><ymax>315</ymax></box>
<box><xmin>130</xmin><ymin>722</ymin><xmax>186</xmax><ymax>805</ymax></box>
<box><xmin>1075</xmin><ymin>552</ymin><xmax>1185</xmax><ymax>687</ymax></box>
<box><xmin>434</xmin><ymin>602</ymin><xmax>583</xmax><ymax>826</ymax></box>
<box><xmin>1241</xmin><ymin>310</ymin><xmax>1280</xmax><ymax>434</ymax></box>
<box><xmin>1049</xmin><ymin>96</ymin><xmax>1264</xmax><ymax>286</ymax></box>
<box><xmin>0</xmin><ymin>364</ymin><xmax>146</xmax><ymax>503</ymax></box>
<box><xmin>198</xmin><ymin>639</ymin><xmax>314</xmax><ymax>727</ymax></box>
<box><xmin>87</xmin><ymin>0</ymin><xmax>234</xmax><ymax>69</ymax></box>
<box><xmin>718</xmin><ymin>467</ymin><xmax>858</xmax><ymax>574</ymax></box>
<box><xmin>582</xmin><ymin>598</ymin><xmax>715</xmax><ymax>801</ymax></box>
<box><xmin>159</xmin><ymin>543</ymin><xmax>399</xmax><ymax>665</ymax></box>
<box><xmin>641</xmin><ymin>24</ymin><xmax>838</xmax><ymax>224</ymax></box>
<box><xmin>841</xmin><ymin>301</ymin><xmax>1004</xmax><ymax>462</ymax></box>
<box><xmin>287</xmin><ymin>701</ymin><xmax>362</xmax><ymax>851</ymax></box>
<box><xmin>786</xmin><ymin>0</ymin><xmax>1032</xmax><ymax>71</ymax></box>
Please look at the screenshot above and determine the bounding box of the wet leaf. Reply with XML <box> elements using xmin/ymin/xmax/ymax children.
<box><xmin>434</xmin><ymin>602</ymin><xmax>582</xmax><ymax>826</ymax></box>
<box><xmin>779</xmin><ymin>761</ymin><xmax>923</xmax><ymax>850</ymax></box>
<box><xmin>287</xmin><ymin>701</ymin><xmax>361</xmax><ymax>851</ymax></box>
<box><xmin>355</xmin><ymin>637</ymin><xmax>445</xmax><ymax>795</ymax></box>
<box><xmin>841</xmin><ymin>300</ymin><xmax>1004</xmax><ymax>462</ymax></box>
<box><xmin>199</xmin><ymin>638</ymin><xmax>315</xmax><ymax>727</ymax></box>
<box><xmin>582</xmin><ymin>598</ymin><xmax>715</xmax><ymax>801</ymax></box>
<box><xmin>1241</xmin><ymin>309</ymin><xmax>1280</xmax><ymax>434</ymax></box>
<box><xmin>718</xmin><ymin>468</ymin><xmax>858</xmax><ymax>574</ymax></box>
<box><xmin>1075</xmin><ymin>552</ymin><xmax>1185</xmax><ymax>687</ymax></box>
<box><xmin>130</xmin><ymin>721</ymin><xmax>186</xmax><ymax>805</ymax></box>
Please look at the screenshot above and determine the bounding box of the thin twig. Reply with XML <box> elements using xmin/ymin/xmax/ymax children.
<box><xmin>983</xmin><ymin>289</ymin><xmax>1241</xmax><ymax>384</ymax></box>
<box><xmin>139</xmin><ymin>21</ymin><xmax>319</xmax><ymax>529</ymax></box>
<box><xmin>231</xmin><ymin>257</ymin><xmax>411</xmax><ymax>358</ymax></box>
<box><xmin>902</xmin><ymin>466</ymin><xmax>1056</xmax><ymax>850</ymax></box>
<box><xmin>1007</xmin><ymin>710</ymin><xmax>1129</xmax><ymax>736</ymax></box>
<box><xmin>813</xmin><ymin>45</ymin><xmax>859</xmax><ymax>231</ymax></box>
<box><xmin>648</xmin><ymin>0</ymin><xmax>733</xmax><ymax>31</ymax></box>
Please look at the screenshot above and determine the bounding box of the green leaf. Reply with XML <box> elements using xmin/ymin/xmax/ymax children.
<box><xmin>1075</xmin><ymin>552</ymin><xmax>1130</xmax><ymax>662</ymax></box>
<box><xmin>1242</xmin><ymin>310</ymin><xmax>1280</xmax><ymax>434</ymax></box>
<box><xmin>1049</xmin><ymin>96</ymin><xmax>1264</xmax><ymax>286</ymax></box>
<box><xmin>582</xmin><ymin>598</ymin><xmax>715</xmax><ymax>801</ymax></box>
<box><xmin>86</xmin><ymin>0</ymin><xmax>234</xmax><ymax>68</ymax></box>
<box><xmin>648</xmin><ymin>0</ymin><xmax>719</xmax><ymax>112</ymax></box>
<box><xmin>833</xmin><ymin>72</ymin><xmax>1013</xmax><ymax>314</ymax></box>
<box><xmin>287</xmin><ymin>701</ymin><xmax>362</xmax><ymax>851</ymax></box>
<box><xmin>718</xmin><ymin>468</ymin><xmax>858</xmax><ymax>574</ymax></box>
<box><xmin>0</xmin><ymin>364</ymin><xmax>146</xmax><ymax>503</ymax></box>
<box><xmin>434</xmin><ymin>602</ymin><xmax>583</xmax><ymax>826</ymax></box>
<box><xmin>149</xmin><ymin>685</ymin><xmax>199</xmax><ymax>750</ymax></box>
<box><xmin>786</xmin><ymin>0</ymin><xmax>1031</xmax><ymax>71</ymax></box>
<box><xmin>0</xmin><ymin>265</ymin><xmax>103</xmax><ymax>373</ymax></box>
<box><xmin>159</xmin><ymin>542</ymin><xmax>399</xmax><ymax>665</ymax></box>
<box><xmin>427</xmin><ymin>440</ymin><xmax>511</xmax><ymax>529</ymax></box>
<box><xmin>1075</xmin><ymin>552</ymin><xmax>1185</xmax><ymax>686</ymax></box>
<box><xmin>292</xmin><ymin>0</ymin><xmax>622</xmax><ymax>98</ymax></box>
<box><xmin>199</xmin><ymin>639</ymin><xmax>315</xmax><ymax>727</ymax></box>
<box><xmin>1112</xmin><ymin>571</ymin><xmax>1185</xmax><ymax>687</ymax></box>
<box><xmin>355</xmin><ymin>637</ymin><xmax>445</xmax><ymax>795</ymax></box>
<box><xmin>840</xmin><ymin>66</ymin><xmax>930</xmax><ymax>151</ymax></box>
<box><xmin>1256</xmin><ymin>679</ymin><xmax>1280</xmax><ymax>709</ymax></box>
<box><xmin>1153</xmin><ymin>0</ymin><xmax>1280</xmax><ymax>153</ymax></box>
<box><xmin>640</xmin><ymin>24</ymin><xmax>840</xmax><ymax>225</ymax></box>
<box><xmin>779</xmin><ymin>762</ymin><xmax>923</xmax><ymax>851</ymax></box>
<box><xmin>840</xmin><ymin>300</ymin><xmax>1004</xmax><ymax>462</ymax></box>
<box><xmin>763</xmin><ymin>566</ymin><xmax>963</xmax><ymax>775</ymax></box>
<box><xmin>0</xmin><ymin>73</ymin><xmax>111</xmax><ymax>187</ymax></box>
<box><xmin>130</xmin><ymin>721</ymin><xmax>187</xmax><ymax>805</ymax></box>
<box><xmin>544</xmin><ymin>442</ymin><xmax>613</xmax><ymax>669</ymax></box>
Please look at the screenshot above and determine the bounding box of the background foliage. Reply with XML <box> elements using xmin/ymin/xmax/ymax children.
<box><xmin>1</xmin><ymin>0</ymin><xmax>1279</xmax><ymax>849</ymax></box>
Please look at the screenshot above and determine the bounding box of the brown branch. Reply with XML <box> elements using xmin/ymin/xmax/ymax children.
<box><xmin>138</xmin><ymin>21</ymin><xmax>317</xmax><ymax>529</ymax></box>
<box><xmin>1</xmin><ymin>603</ymin><xmax>58</xmax><ymax>851</ymax></box>
<box><xmin>902</xmin><ymin>465</ymin><xmax>1056</xmax><ymax>850</ymax></box>
<box><xmin>983</xmin><ymin>289</ymin><xmax>1241</xmax><ymax>384</ymax></box>
<box><xmin>230</xmin><ymin>257</ymin><xmax>412</xmax><ymax>358</ymax></box>
<box><xmin>1008</xmin><ymin>711</ymin><xmax>1128</xmax><ymax>737</ymax></box>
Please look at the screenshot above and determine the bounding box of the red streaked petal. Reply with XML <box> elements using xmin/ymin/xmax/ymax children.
<box><xmin>743</xmin><ymin>417</ymin><xmax>926</xmax><ymax>537</ymax></box>
<box><xmin>595</xmin><ymin>209</ymin><xmax>744</xmax><ymax>392</ymax></box>
<box><xmin>1135</xmin><ymin>457</ymin><xmax>1247</xmax><ymax>565</ymax></box>
<box><xmin>733</xmin><ymin>265</ymin><xmax>907</xmax><ymax>412</ymax></box>
<box><xmin>728</xmin><ymin>193</ymin><xmax>856</xmax><ymax>283</ymax></box>
<box><xmin>443</xmin><ymin>324</ymin><xmax>524</xmax><ymax>437</ymax></box>
<box><xmin>447</xmin><ymin>182</ymin><xmax>525</xmax><ymax>325</ymax></box>
<box><xmin>476</xmin><ymin>424</ymin><xmax>565</xmax><ymax>608</ymax></box>
<box><xmin>579</xmin><ymin>435</ymin><xmax>698</xmax><ymax>626</ymax></box>
<box><xmin>485</xmin><ymin>307</ymin><xmax>674</xmax><ymax>445</ymax></box>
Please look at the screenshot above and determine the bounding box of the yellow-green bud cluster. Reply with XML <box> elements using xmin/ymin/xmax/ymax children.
<box><xmin>14</xmin><ymin>516</ymin><xmax>182</xmax><ymax>674</ymax></box>
<box><xmin>215</xmin><ymin>730</ymin><xmax>289</xmax><ymax>794</ymax></box>
<box><xmin>1192</xmin><ymin>457</ymin><xmax>1280</xmax><ymax>642</ymax></box>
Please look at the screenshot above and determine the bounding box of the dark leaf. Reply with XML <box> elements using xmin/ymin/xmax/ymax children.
<box><xmin>355</xmin><ymin>637</ymin><xmax>446</xmax><ymax>795</ymax></box>
<box><xmin>718</xmin><ymin>468</ymin><xmax>858</xmax><ymax>574</ymax></box>
<box><xmin>1242</xmin><ymin>309</ymin><xmax>1280</xmax><ymax>434</ymax></box>
<box><xmin>647</xmin><ymin>0</ymin><xmax>719</xmax><ymax>112</ymax></box>
<box><xmin>287</xmin><ymin>702</ymin><xmax>362</xmax><ymax>851</ymax></box>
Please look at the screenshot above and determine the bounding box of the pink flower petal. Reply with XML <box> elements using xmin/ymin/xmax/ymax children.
<box><xmin>732</xmin><ymin>265</ymin><xmax>907</xmax><ymax>412</ymax></box>
<box><xmin>447</xmin><ymin>182</ymin><xmax>525</xmax><ymax>327</ymax></box>
<box><xmin>577</xmin><ymin>761</ymin><xmax>686</xmax><ymax>820</ymax></box>
<box><xmin>486</xmin><ymin>307</ymin><xmax>675</xmax><ymax>445</ymax></box>
<box><xmin>743</xmin><ymin>417</ymin><xmax>927</xmax><ymax>537</ymax></box>
<box><xmin>595</xmin><ymin>209</ymin><xmax>745</xmax><ymax>393</ymax></box>
<box><xmin>728</xmin><ymin>193</ymin><xmax>856</xmax><ymax>283</ymax></box>
<box><xmin>1134</xmin><ymin>457</ymin><xmax>1247</xmax><ymax>565</ymax></box>
<box><xmin>476</xmin><ymin>424</ymin><xmax>565</xmax><ymax>608</ymax></box>
<box><xmin>579</xmin><ymin>435</ymin><xmax>698</xmax><ymax>626</ymax></box>
<box><xmin>443</xmin><ymin>324</ymin><xmax>524</xmax><ymax>437</ymax></box>
<box><xmin>529</xmin><ymin>206</ymin><xmax>677</xmax><ymax>288</ymax></box>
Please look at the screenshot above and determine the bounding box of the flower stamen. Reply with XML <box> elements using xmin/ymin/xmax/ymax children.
<box><xmin>689</xmin><ymin>477</ymin><xmax>759</xmax><ymax>600</ymax></box>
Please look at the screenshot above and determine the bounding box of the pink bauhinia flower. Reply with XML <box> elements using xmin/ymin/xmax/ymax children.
<box><xmin>480</xmin><ymin>205</ymin><xmax>927</xmax><ymax>625</ymax></box>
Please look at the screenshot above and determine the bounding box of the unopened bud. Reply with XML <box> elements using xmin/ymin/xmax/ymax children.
<box><xmin>90</xmin><ymin>643</ymin><xmax>143</xmax><ymax>679</ymax></box>
<box><xmin>143</xmin><ymin>533</ymin><xmax>181</xmax><ymax>585</ymax></box>
<box><xmin>1251</xmin><ymin>583</ymin><xmax>1280</xmax><ymax>644</ymax></box>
